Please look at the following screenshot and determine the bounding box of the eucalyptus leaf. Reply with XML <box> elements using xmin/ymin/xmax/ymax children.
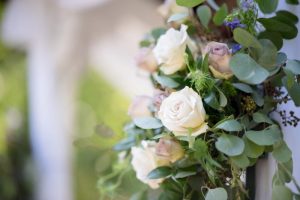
<box><xmin>244</xmin><ymin>137</ymin><xmax>264</xmax><ymax>158</ymax></box>
<box><xmin>168</xmin><ymin>13</ymin><xmax>189</xmax><ymax>23</ymax></box>
<box><xmin>216</xmin><ymin>119</ymin><xmax>243</xmax><ymax>132</ymax></box>
<box><xmin>133</xmin><ymin>117</ymin><xmax>163</xmax><ymax>129</ymax></box>
<box><xmin>245</xmin><ymin>125</ymin><xmax>281</xmax><ymax>146</ymax></box>
<box><xmin>252</xmin><ymin>91</ymin><xmax>264</xmax><ymax>107</ymax></box>
<box><xmin>215</xmin><ymin>134</ymin><xmax>245</xmax><ymax>156</ymax></box>
<box><xmin>147</xmin><ymin>166</ymin><xmax>172</xmax><ymax>179</ymax></box>
<box><xmin>285</xmin><ymin>60</ymin><xmax>300</xmax><ymax>75</ymax></box>
<box><xmin>153</xmin><ymin>73</ymin><xmax>180</xmax><ymax>88</ymax></box>
<box><xmin>258</xmin><ymin>31</ymin><xmax>283</xmax><ymax>50</ymax></box>
<box><xmin>256</xmin><ymin>39</ymin><xmax>278</xmax><ymax>69</ymax></box>
<box><xmin>253</xmin><ymin>112</ymin><xmax>273</xmax><ymax>124</ymax></box>
<box><xmin>230</xmin><ymin>53</ymin><xmax>269</xmax><ymax>85</ymax></box>
<box><xmin>197</xmin><ymin>5</ymin><xmax>212</xmax><ymax>29</ymax></box>
<box><xmin>205</xmin><ymin>187</ymin><xmax>228</xmax><ymax>200</ymax></box>
<box><xmin>204</xmin><ymin>92</ymin><xmax>220</xmax><ymax>110</ymax></box>
<box><xmin>176</xmin><ymin>0</ymin><xmax>206</xmax><ymax>8</ymax></box>
<box><xmin>231</xmin><ymin>153</ymin><xmax>250</xmax><ymax>168</ymax></box>
<box><xmin>272</xmin><ymin>185</ymin><xmax>293</xmax><ymax>200</ymax></box>
<box><xmin>213</xmin><ymin>4</ymin><xmax>228</xmax><ymax>25</ymax></box>
<box><xmin>282</xmin><ymin>76</ymin><xmax>300</xmax><ymax>106</ymax></box>
<box><xmin>232</xmin><ymin>83</ymin><xmax>253</xmax><ymax>93</ymax></box>
<box><xmin>272</xmin><ymin>141</ymin><xmax>292</xmax><ymax>163</ymax></box>
<box><xmin>233</xmin><ymin>28</ymin><xmax>262</xmax><ymax>49</ymax></box>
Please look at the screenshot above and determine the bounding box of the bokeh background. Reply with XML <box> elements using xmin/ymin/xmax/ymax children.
<box><xmin>0</xmin><ymin>0</ymin><xmax>161</xmax><ymax>199</ymax></box>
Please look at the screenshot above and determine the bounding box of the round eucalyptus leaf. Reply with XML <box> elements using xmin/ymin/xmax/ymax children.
<box><xmin>205</xmin><ymin>188</ymin><xmax>228</xmax><ymax>200</ymax></box>
<box><xmin>230</xmin><ymin>153</ymin><xmax>250</xmax><ymax>168</ymax></box>
<box><xmin>133</xmin><ymin>117</ymin><xmax>163</xmax><ymax>129</ymax></box>
<box><xmin>216</xmin><ymin>119</ymin><xmax>243</xmax><ymax>132</ymax></box>
<box><xmin>272</xmin><ymin>141</ymin><xmax>292</xmax><ymax>163</ymax></box>
<box><xmin>272</xmin><ymin>185</ymin><xmax>293</xmax><ymax>200</ymax></box>
<box><xmin>216</xmin><ymin>134</ymin><xmax>245</xmax><ymax>156</ymax></box>
<box><xmin>245</xmin><ymin>125</ymin><xmax>281</xmax><ymax>146</ymax></box>
<box><xmin>233</xmin><ymin>28</ymin><xmax>262</xmax><ymax>49</ymax></box>
<box><xmin>244</xmin><ymin>137</ymin><xmax>264</xmax><ymax>158</ymax></box>
<box><xmin>230</xmin><ymin>53</ymin><xmax>269</xmax><ymax>85</ymax></box>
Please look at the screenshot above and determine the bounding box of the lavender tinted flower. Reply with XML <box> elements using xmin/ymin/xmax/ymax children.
<box><xmin>231</xmin><ymin>44</ymin><xmax>242</xmax><ymax>53</ymax></box>
<box><xmin>224</xmin><ymin>18</ymin><xmax>246</xmax><ymax>30</ymax></box>
<box><xmin>241</xmin><ymin>0</ymin><xmax>254</xmax><ymax>12</ymax></box>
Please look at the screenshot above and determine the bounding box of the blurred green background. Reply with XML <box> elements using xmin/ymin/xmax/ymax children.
<box><xmin>0</xmin><ymin>2</ymin><xmax>143</xmax><ymax>199</ymax></box>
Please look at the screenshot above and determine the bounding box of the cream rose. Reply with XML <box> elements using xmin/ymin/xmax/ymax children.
<box><xmin>153</xmin><ymin>25</ymin><xmax>197</xmax><ymax>75</ymax></box>
<box><xmin>158</xmin><ymin>0</ymin><xmax>189</xmax><ymax>19</ymax></box>
<box><xmin>135</xmin><ymin>47</ymin><xmax>158</xmax><ymax>73</ymax></box>
<box><xmin>203</xmin><ymin>42</ymin><xmax>233</xmax><ymax>79</ymax></box>
<box><xmin>128</xmin><ymin>96</ymin><xmax>152</xmax><ymax>118</ymax></box>
<box><xmin>155</xmin><ymin>137</ymin><xmax>184</xmax><ymax>163</ymax></box>
<box><xmin>131</xmin><ymin>141</ymin><xmax>169</xmax><ymax>189</ymax></box>
<box><xmin>158</xmin><ymin>86</ymin><xmax>208</xmax><ymax>137</ymax></box>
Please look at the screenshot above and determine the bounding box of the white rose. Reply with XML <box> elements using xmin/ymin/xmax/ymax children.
<box><xmin>131</xmin><ymin>141</ymin><xmax>169</xmax><ymax>189</ymax></box>
<box><xmin>158</xmin><ymin>86</ymin><xmax>208</xmax><ymax>137</ymax></box>
<box><xmin>158</xmin><ymin>0</ymin><xmax>189</xmax><ymax>19</ymax></box>
<box><xmin>153</xmin><ymin>25</ymin><xmax>197</xmax><ymax>75</ymax></box>
<box><xmin>203</xmin><ymin>42</ymin><xmax>233</xmax><ymax>79</ymax></box>
<box><xmin>128</xmin><ymin>96</ymin><xmax>153</xmax><ymax>118</ymax></box>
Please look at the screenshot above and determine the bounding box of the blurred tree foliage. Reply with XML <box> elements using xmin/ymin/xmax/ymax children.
<box><xmin>0</xmin><ymin>2</ymin><xmax>33</xmax><ymax>199</ymax></box>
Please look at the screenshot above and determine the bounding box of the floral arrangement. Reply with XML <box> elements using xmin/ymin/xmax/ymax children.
<box><xmin>100</xmin><ymin>0</ymin><xmax>300</xmax><ymax>199</ymax></box>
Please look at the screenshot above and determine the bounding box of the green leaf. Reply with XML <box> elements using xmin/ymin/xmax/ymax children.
<box><xmin>258</xmin><ymin>18</ymin><xmax>298</xmax><ymax>40</ymax></box>
<box><xmin>256</xmin><ymin>0</ymin><xmax>279</xmax><ymax>14</ymax></box>
<box><xmin>204</xmin><ymin>92</ymin><xmax>220</xmax><ymax>110</ymax></box>
<box><xmin>245</xmin><ymin>125</ymin><xmax>281</xmax><ymax>146</ymax></box>
<box><xmin>133</xmin><ymin>117</ymin><xmax>163</xmax><ymax>129</ymax></box>
<box><xmin>176</xmin><ymin>0</ymin><xmax>206</xmax><ymax>7</ymax></box>
<box><xmin>168</xmin><ymin>13</ymin><xmax>189</xmax><ymax>23</ymax></box>
<box><xmin>114</xmin><ymin>137</ymin><xmax>136</xmax><ymax>151</ymax></box>
<box><xmin>253</xmin><ymin>112</ymin><xmax>273</xmax><ymax>124</ymax></box>
<box><xmin>256</xmin><ymin>39</ymin><xmax>278</xmax><ymax>69</ymax></box>
<box><xmin>258</xmin><ymin>31</ymin><xmax>283</xmax><ymax>50</ymax></box>
<box><xmin>232</xmin><ymin>83</ymin><xmax>253</xmax><ymax>93</ymax></box>
<box><xmin>151</xmin><ymin>28</ymin><xmax>167</xmax><ymax>40</ymax></box>
<box><xmin>285</xmin><ymin>60</ymin><xmax>300</xmax><ymax>75</ymax></box>
<box><xmin>197</xmin><ymin>5</ymin><xmax>212</xmax><ymax>29</ymax></box>
<box><xmin>282</xmin><ymin>76</ymin><xmax>300</xmax><ymax>106</ymax></box>
<box><xmin>252</xmin><ymin>91</ymin><xmax>264</xmax><ymax>107</ymax></box>
<box><xmin>174</xmin><ymin>170</ymin><xmax>197</xmax><ymax>178</ymax></box>
<box><xmin>215</xmin><ymin>134</ymin><xmax>245</xmax><ymax>156</ymax></box>
<box><xmin>230</xmin><ymin>53</ymin><xmax>269</xmax><ymax>85</ymax></box>
<box><xmin>153</xmin><ymin>73</ymin><xmax>180</xmax><ymax>88</ymax></box>
<box><xmin>205</xmin><ymin>188</ymin><xmax>228</xmax><ymax>200</ymax></box>
<box><xmin>233</xmin><ymin>28</ymin><xmax>262</xmax><ymax>49</ymax></box>
<box><xmin>147</xmin><ymin>166</ymin><xmax>172</xmax><ymax>179</ymax></box>
<box><xmin>272</xmin><ymin>185</ymin><xmax>293</xmax><ymax>200</ymax></box>
<box><xmin>216</xmin><ymin>119</ymin><xmax>243</xmax><ymax>132</ymax></box>
<box><xmin>231</xmin><ymin>153</ymin><xmax>250</xmax><ymax>168</ymax></box>
<box><xmin>213</xmin><ymin>4</ymin><xmax>228</xmax><ymax>26</ymax></box>
<box><xmin>244</xmin><ymin>137</ymin><xmax>264</xmax><ymax>158</ymax></box>
<box><xmin>276</xmin><ymin>10</ymin><xmax>299</xmax><ymax>24</ymax></box>
<box><xmin>278</xmin><ymin>159</ymin><xmax>293</xmax><ymax>183</ymax></box>
<box><xmin>272</xmin><ymin>141</ymin><xmax>292</xmax><ymax>163</ymax></box>
<box><xmin>285</xmin><ymin>0</ymin><xmax>299</xmax><ymax>4</ymax></box>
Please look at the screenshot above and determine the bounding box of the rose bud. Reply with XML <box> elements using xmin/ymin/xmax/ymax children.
<box><xmin>155</xmin><ymin>137</ymin><xmax>184</xmax><ymax>163</ymax></box>
<box><xmin>135</xmin><ymin>47</ymin><xmax>158</xmax><ymax>73</ymax></box>
<box><xmin>152</xmin><ymin>89</ymin><xmax>170</xmax><ymax>112</ymax></box>
<box><xmin>128</xmin><ymin>96</ymin><xmax>153</xmax><ymax>118</ymax></box>
<box><xmin>203</xmin><ymin>42</ymin><xmax>233</xmax><ymax>80</ymax></box>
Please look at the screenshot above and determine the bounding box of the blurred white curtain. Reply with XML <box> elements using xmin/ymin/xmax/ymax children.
<box><xmin>2</xmin><ymin>0</ymin><xmax>108</xmax><ymax>200</ymax></box>
<box><xmin>255</xmin><ymin>3</ymin><xmax>300</xmax><ymax>200</ymax></box>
